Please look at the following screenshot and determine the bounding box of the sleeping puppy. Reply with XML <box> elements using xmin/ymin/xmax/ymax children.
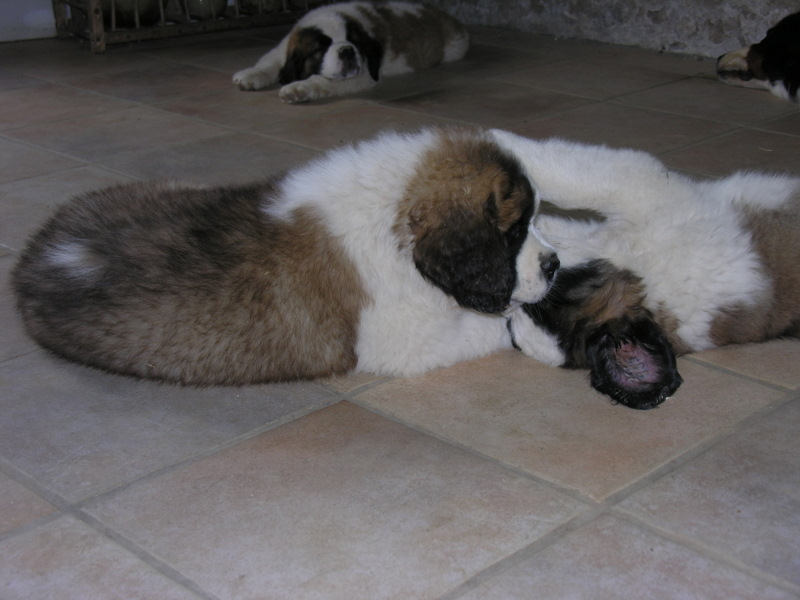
<box><xmin>13</xmin><ymin>128</ymin><xmax>558</xmax><ymax>385</ymax></box>
<box><xmin>233</xmin><ymin>1</ymin><xmax>469</xmax><ymax>103</ymax></box>
<box><xmin>494</xmin><ymin>129</ymin><xmax>800</xmax><ymax>409</ymax></box>
<box><xmin>716</xmin><ymin>11</ymin><xmax>800</xmax><ymax>102</ymax></box>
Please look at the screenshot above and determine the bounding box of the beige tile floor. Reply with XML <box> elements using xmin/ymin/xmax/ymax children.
<box><xmin>1</xmin><ymin>24</ymin><xmax>799</xmax><ymax>600</ymax></box>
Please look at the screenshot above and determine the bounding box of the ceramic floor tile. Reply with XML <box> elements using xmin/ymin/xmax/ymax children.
<box><xmin>689</xmin><ymin>340</ymin><xmax>800</xmax><ymax>390</ymax></box>
<box><xmin>5</xmin><ymin>106</ymin><xmax>230</xmax><ymax>163</ymax></box>
<box><xmin>0</xmin><ymin>70</ymin><xmax>45</xmax><ymax>92</ymax></box>
<box><xmin>437</xmin><ymin>37</ymin><xmax>596</xmax><ymax>79</ymax></box>
<box><xmin>141</xmin><ymin>34</ymin><xmax>285</xmax><ymax>74</ymax></box>
<box><xmin>258</xmin><ymin>104</ymin><xmax>459</xmax><ymax>151</ymax></box>
<box><xmin>96</xmin><ymin>132</ymin><xmax>320</xmax><ymax>184</ymax></box>
<box><xmin>0</xmin><ymin>353</ymin><xmax>337</xmax><ymax>502</ymax></box>
<box><xmin>0</xmin><ymin>259</ymin><xmax>38</xmax><ymax>363</ymax></box>
<box><xmin>663</xmin><ymin>129</ymin><xmax>800</xmax><ymax>176</ymax></box>
<box><xmin>0</xmin><ymin>516</ymin><xmax>200</xmax><ymax>600</ymax></box>
<box><xmin>755</xmin><ymin>110</ymin><xmax>800</xmax><ymax>137</ymax></box>
<box><xmin>0</xmin><ymin>165</ymin><xmax>134</xmax><ymax>251</ymax></box>
<box><xmin>0</xmin><ymin>40</ymin><xmax>171</xmax><ymax>82</ymax></box>
<box><xmin>457</xmin><ymin>514</ymin><xmax>797</xmax><ymax>600</ymax></box>
<box><xmin>67</xmin><ymin>62</ymin><xmax>231</xmax><ymax>104</ymax></box>
<box><xmin>0</xmin><ymin>138</ymin><xmax>84</xmax><ymax>184</ymax></box>
<box><xmin>491</xmin><ymin>52</ymin><xmax>700</xmax><ymax>100</ymax></box>
<box><xmin>385</xmin><ymin>79</ymin><xmax>591</xmax><ymax>128</ymax></box>
<box><xmin>86</xmin><ymin>402</ymin><xmax>587</xmax><ymax>600</ymax></box>
<box><xmin>617</xmin><ymin>77</ymin><xmax>797</xmax><ymax>125</ymax></box>
<box><xmin>157</xmin><ymin>86</ymin><xmax>367</xmax><ymax>131</ymax></box>
<box><xmin>618</xmin><ymin>398</ymin><xmax>800</xmax><ymax>586</ymax></box>
<box><xmin>355</xmin><ymin>350</ymin><xmax>787</xmax><ymax>501</ymax></box>
<box><xmin>0</xmin><ymin>83</ymin><xmax>136</xmax><ymax>131</ymax></box>
<box><xmin>501</xmin><ymin>102</ymin><xmax>731</xmax><ymax>154</ymax></box>
<box><xmin>0</xmin><ymin>472</ymin><xmax>57</xmax><ymax>536</ymax></box>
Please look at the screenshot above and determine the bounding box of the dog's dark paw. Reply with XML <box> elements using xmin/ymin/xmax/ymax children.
<box><xmin>587</xmin><ymin>318</ymin><xmax>683</xmax><ymax>410</ymax></box>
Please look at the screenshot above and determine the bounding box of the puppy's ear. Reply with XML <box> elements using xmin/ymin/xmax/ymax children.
<box><xmin>586</xmin><ymin>317</ymin><xmax>683</xmax><ymax>410</ymax></box>
<box><xmin>279</xmin><ymin>28</ymin><xmax>332</xmax><ymax>84</ymax></box>
<box><xmin>345</xmin><ymin>18</ymin><xmax>383</xmax><ymax>81</ymax></box>
<box><xmin>413</xmin><ymin>209</ymin><xmax>515</xmax><ymax>314</ymax></box>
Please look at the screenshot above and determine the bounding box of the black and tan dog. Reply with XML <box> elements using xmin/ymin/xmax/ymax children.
<box><xmin>717</xmin><ymin>11</ymin><xmax>800</xmax><ymax>102</ymax></box>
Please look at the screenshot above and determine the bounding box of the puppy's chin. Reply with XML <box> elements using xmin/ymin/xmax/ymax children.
<box><xmin>586</xmin><ymin>318</ymin><xmax>683</xmax><ymax>410</ymax></box>
<box><xmin>510</xmin><ymin>277</ymin><xmax>554</xmax><ymax>308</ymax></box>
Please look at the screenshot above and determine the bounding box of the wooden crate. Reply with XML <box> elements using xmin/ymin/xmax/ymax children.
<box><xmin>51</xmin><ymin>0</ymin><xmax>323</xmax><ymax>53</ymax></box>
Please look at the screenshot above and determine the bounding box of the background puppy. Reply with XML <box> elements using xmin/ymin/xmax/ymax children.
<box><xmin>716</xmin><ymin>11</ymin><xmax>800</xmax><ymax>102</ymax></box>
<box><xmin>494</xmin><ymin>129</ymin><xmax>800</xmax><ymax>409</ymax></box>
<box><xmin>233</xmin><ymin>1</ymin><xmax>469</xmax><ymax>103</ymax></box>
<box><xmin>13</xmin><ymin>128</ymin><xmax>558</xmax><ymax>386</ymax></box>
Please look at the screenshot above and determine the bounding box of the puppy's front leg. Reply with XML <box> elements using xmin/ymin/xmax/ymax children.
<box><xmin>279</xmin><ymin>72</ymin><xmax>378</xmax><ymax>104</ymax></box>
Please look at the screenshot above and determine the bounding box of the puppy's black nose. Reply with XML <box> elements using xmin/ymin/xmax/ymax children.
<box><xmin>339</xmin><ymin>46</ymin><xmax>356</xmax><ymax>60</ymax></box>
<box><xmin>540</xmin><ymin>253</ymin><xmax>559</xmax><ymax>281</ymax></box>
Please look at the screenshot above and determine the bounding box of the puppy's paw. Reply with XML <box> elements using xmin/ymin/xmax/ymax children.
<box><xmin>279</xmin><ymin>78</ymin><xmax>331</xmax><ymax>104</ymax></box>
<box><xmin>507</xmin><ymin>309</ymin><xmax>565</xmax><ymax>366</ymax></box>
<box><xmin>233</xmin><ymin>68</ymin><xmax>272</xmax><ymax>91</ymax></box>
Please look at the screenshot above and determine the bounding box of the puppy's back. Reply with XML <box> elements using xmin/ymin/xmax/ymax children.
<box><xmin>13</xmin><ymin>180</ymin><xmax>366</xmax><ymax>385</ymax></box>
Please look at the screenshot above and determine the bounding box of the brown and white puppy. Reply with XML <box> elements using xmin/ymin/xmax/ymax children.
<box><xmin>232</xmin><ymin>1</ymin><xmax>468</xmax><ymax>103</ymax></box>
<box><xmin>494</xmin><ymin>130</ymin><xmax>800</xmax><ymax>409</ymax></box>
<box><xmin>716</xmin><ymin>11</ymin><xmax>800</xmax><ymax>102</ymax></box>
<box><xmin>13</xmin><ymin>128</ymin><xmax>558</xmax><ymax>385</ymax></box>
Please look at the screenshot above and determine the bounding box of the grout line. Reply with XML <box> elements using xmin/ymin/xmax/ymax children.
<box><xmin>74</xmin><ymin>510</ymin><xmax>224</xmax><ymax>600</ymax></box>
<box><xmin>436</xmin><ymin>507</ymin><xmax>607</xmax><ymax>599</ymax></box>
<box><xmin>72</xmin><ymin>393</ymin><xmax>344</xmax><ymax>510</ymax></box>
<box><xmin>348</xmin><ymin>395</ymin><xmax>600</xmax><ymax>506</ymax></box>
<box><xmin>681</xmin><ymin>354</ymin><xmax>798</xmax><ymax>392</ymax></box>
<box><xmin>612</xmin><ymin>509</ymin><xmax>800</xmax><ymax>596</ymax></box>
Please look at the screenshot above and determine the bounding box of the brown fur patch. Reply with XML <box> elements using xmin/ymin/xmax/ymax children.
<box><xmin>396</xmin><ymin>129</ymin><xmax>528</xmax><ymax>240</ymax></box>
<box><xmin>710</xmin><ymin>192</ymin><xmax>800</xmax><ymax>344</ymax></box>
<box><xmin>13</xmin><ymin>181</ymin><xmax>367</xmax><ymax>385</ymax></box>
<box><xmin>357</xmin><ymin>4</ymin><xmax>461</xmax><ymax>71</ymax></box>
<box><xmin>394</xmin><ymin>128</ymin><xmax>535</xmax><ymax>313</ymax></box>
<box><xmin>279</xmin><ymin>27</ymin><xmax>332</xmax><ymax>84</ymax></box>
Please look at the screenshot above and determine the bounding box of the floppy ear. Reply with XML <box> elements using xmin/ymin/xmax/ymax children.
<box><xmin>345</xmin><ymin>18</ymin><xmax>383</xmax><ymax>81</ymax></box>
<box><xmin>586</xmin><ymin>317</ymin><xmax>683</xmax><ymax>410</ymax></box>
<box><xmin>278</xmin><ymin>28</ymin><xmax>332</xmax><ymax>84</ymax></box>
<box><xmin>412</xmin><ymin>206</ymin><xmax>515</xmax><ymax>314</ymax></box>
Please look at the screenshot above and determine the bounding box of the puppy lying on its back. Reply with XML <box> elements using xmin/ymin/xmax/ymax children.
<box><xmin>233</xmin><ymin>1</ymin><xmax>469</xmax><ymax>103</ymax></box>
<box><xmin>13</xmin><ymin>128</ymin><xmax>558</xmax><ymax>385</ymax></box>
<box><xmin>495</xmin><ymin>129</ymin><xmax>800</xmax><ymax>409</ymax></box>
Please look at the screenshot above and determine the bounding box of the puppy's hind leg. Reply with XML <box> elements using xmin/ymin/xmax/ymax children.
<box><xmin>233</xmin><ymin>40</ymin><xmax>288</xmax><ymax>91</ymax></box>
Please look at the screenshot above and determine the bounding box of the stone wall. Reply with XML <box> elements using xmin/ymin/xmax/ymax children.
<box><xmin>428</xmin><ymin>0</ymin><xmax>797</xmax><ymax>58</ymax></box>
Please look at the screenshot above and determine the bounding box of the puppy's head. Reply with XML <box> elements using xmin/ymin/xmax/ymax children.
<box><xmin>280</xmin><ymin>18</ymin><xmax>382</xmax><ymax>84</ymax></box>
<box><xmin>716</xmin><ymin>12</ymin><xmax>800</xmax><ymax>101</ymax></box>
<box><xmin>400</xmin><ymin>129</ymin><xmax>559</xmax><ymax>314</ymax></box>
<box><xmin>524</xmin><ymin>260</ymin><xmax>682</xmax><ymax>409</ymax></box>
<box><xmin>279</xmin><ymin>27</ymin><xmax>333</xmax><ymax>84</ymax></box>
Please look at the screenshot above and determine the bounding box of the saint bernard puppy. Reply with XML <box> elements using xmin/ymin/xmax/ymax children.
<box><xmin>232</xmin><ymin>1</ymin><xmax>468</xmax><ymax>103</ymax></box>
<box><xmin>494</xmin><ymin>129</ymin><xmax>800</xmax><ymax>409</ymax></box>
<box><xmin>716</xmin><ymin>11</ymin><xmax>800</xmax><ymax>102</ymax></box>
<box><xmin>13</xmin><ymin>128</ymin><xmax>559</xmax><ymax>386</ymax></box>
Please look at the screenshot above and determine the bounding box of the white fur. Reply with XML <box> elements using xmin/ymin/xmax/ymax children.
<box><xmin>491</xmin><ymin>129</ymin><xmax>800</xmax><ymax>355</ymax></box>
<box><xmin>267</xmin><ymin>129</ymin><xmax>553</xmax><ymax>376</ymax></box>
